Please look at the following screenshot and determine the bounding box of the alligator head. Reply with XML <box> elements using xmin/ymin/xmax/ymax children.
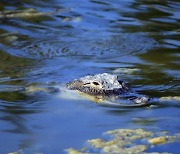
<box><xmin>66</xmin><ymin>73</ymin><xmax>130</xmax><ymax>96</ymax></box>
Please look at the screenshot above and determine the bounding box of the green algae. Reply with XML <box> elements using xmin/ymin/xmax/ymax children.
<box><xmin>66</xmin><ymin>128</ymin><xmax>180</xmax><ymax>154</ymax></box>
<box><xmin>25</xmin><ymin>86</ymin><xmax>51</xmax><ymax>94</ymax></box>
<box><xmin>113</xmin><ymin>68</ymin><xmax>141</xmax><ymax>74</ymax></box>
<box><xmin>0</xmin><ymin>8</ymin><xmax>52</xmax><ymax>20</ymax></box>
<box><xmin>65</xmin><ymin>148</ymin><xmax>83</xmax><ymax>154</ymax></box>
<box><xmin>103</xmin><ymin>144</ymin><xmax>147</xmax><ymax>154</ymax></box>
<box><xmin>148</xmin><ymin>135</ymin><xmax>176</xmax><ymax>145</ymax></box>
<box><xmin>159</xmin><ymin>96</ymin><xmax>180</xmax><ymax>101</ymax></box>
<box><xmin>148</xmin><ymin>136</ymin><xmax>167</xmax><ymax>145</ymax></box>
<box><xmin>65</xmin><ymin>148</ymin><xmax>87</xmax><ymax>154</ymax></box>
<box><xmin>0</xmin><ymin>8</ymin><xmax>81</xmax><ymax>23</ymax></box>
<box><xmin>132</xmin><ymin>117</ymin><xmax>158</xmax><ymax>125</ymax></box>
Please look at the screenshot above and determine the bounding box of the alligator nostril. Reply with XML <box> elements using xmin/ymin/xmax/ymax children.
<box><xmin>83</xmin><ymin>82</ymin><xmax>91</xmax><ymax>85</ymax></box>
<box><xmin>118</xmin><ymin>80</ymin><xmax>124</xmax><ymax>84</ymax></box>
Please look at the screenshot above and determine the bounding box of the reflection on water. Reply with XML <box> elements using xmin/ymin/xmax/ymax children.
<box><xmin>0</xmin><ymin>0</ymin><xmax>179</xmax><ymax>153</ymax></box>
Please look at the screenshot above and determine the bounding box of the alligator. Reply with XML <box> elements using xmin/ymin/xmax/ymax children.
<box><xmin>7</xmin><ymin>72</ymin><xmax>178</xmax><ymax>107</ymax></box>
<box><xmin>26</xmin><ymin>73</ymin><xmax>150</xmax><ymax>107</ymax></box>
<box><xmin>65</xmin><ymin>73</ymin><xmax>150</xmax><ymax>107</ymax></box>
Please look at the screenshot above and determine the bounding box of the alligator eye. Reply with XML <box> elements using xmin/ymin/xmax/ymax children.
<box><xmin>92</xmin><ymin>81</ymin><xmax>100</xmax><ymax>85</ymax></box>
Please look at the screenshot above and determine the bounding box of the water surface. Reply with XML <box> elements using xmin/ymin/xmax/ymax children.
<box><xmin>0</xmin><ymin>0</ymin><xmax>179</xmax><ymax>153</ymax></box>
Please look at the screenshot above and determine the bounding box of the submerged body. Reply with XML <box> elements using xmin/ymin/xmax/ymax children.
<box><xmin>25</xmin><ymin>73</ymin><xmax>150</xmax><ymax>107</ymax></box>
<box><xmin>25</xmin><ymin>73</ymin><xmax>180</xmax><ymax>107</ymax></box>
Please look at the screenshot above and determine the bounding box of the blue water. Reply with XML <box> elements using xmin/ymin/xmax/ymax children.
<box><xmin>0</xmin><ymin>0</ymin><xmax>180</xmax><ymax>153</ymax></box>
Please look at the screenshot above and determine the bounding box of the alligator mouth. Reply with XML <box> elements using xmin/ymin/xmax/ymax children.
<box><xmin>73</xmin><ymin>86</ymin><xmax>124</xmax><ymax>96</ymax></box>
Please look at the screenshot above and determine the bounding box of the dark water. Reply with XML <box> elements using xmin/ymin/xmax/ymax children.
<box><xmin>0</xmin><ymin>0</ymin><xmax>180</xmax><ymax>153</ymax></box>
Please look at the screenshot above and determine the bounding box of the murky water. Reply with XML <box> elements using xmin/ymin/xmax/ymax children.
<box><xmin>0</xmin><ymin>0</ymin><xmax>179</xmax><ymax>153</ymax></box>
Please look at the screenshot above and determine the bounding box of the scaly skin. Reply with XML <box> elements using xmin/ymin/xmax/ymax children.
<box><xmin>66</xmin><ymin>73</ymin><xmax>130</xmax><ymax>96</ymax></box>
<box><xmin>66</xmin><ymin>73</ymin><xmax>149</xmax><ymax>106</ymax></box>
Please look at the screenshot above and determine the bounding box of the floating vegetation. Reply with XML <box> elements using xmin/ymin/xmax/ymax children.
<box><xmin>66</xmin><ymin>148</ymin><xmax>86</xmax><ymax>154</ymax></box>
<box><xmin>0</xmin><ymin>8</ymin><xmax>52</xmax><ymax>19</ymax></box>
<box><xmin>0</xmin><ymin>8</ymin><xmax>81</xmax><ymax>23</ymax></box>
<box><xmin>113</xmin><ymin>68</ymin><xmax>141</xmax><ymax>74</ymax></box>
<box><xmin>159</xmin><ymin>96</ymin><xmax>180</xmax><ymax>102</ymax></box>
<box><xmin>62</xmin><ymin>16</ymin><xmax>81</xmax><ymax>22</ymax></box>
<box><xmin>131</xmin><ymin>117</ymin><xmax>158</xmax><ymax>125</ymax></box>
<box><xmin>66</xmin><ymin>128</ymin><xmax>179</xmax><ymax>154</ymax></box>
<box><xmin>148</xmin><ymin>136</ymin><xmax>167</xmax><ymax>145</ymax></box>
